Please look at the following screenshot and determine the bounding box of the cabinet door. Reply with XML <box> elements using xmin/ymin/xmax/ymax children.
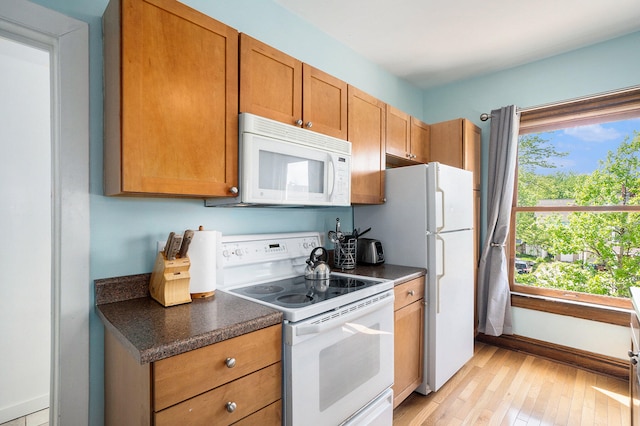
<box><xmin>104</xmin><ymin>0</ymin><xmax>238</xmax><ymax>197</ymax></box>
<box><xmin>410</xmin><ymin>117</ymin><xmax>430</xmax><ymax>164</ymax></box>
<box><xmin>429</xmin><ymin>118</ymin><xmax>463</xmax><ymax>168</ymax></box>
<box><xmin>393</xmin><ymin>300</ymin><xmax>424</xmax><ymax>408</ymax></box>
<box><xmin>385</xmin><ymin>105</ymin><xmax>411</xmax><ymax>160</ymax></box>
<box><xmin>463</xmin><ymin>119</ymin><xmax>482</xmax><ymax>191</ymax></box>
<box><xmin>239</xmin><ymin>33</ymin><xmax>302</xmax><ymax>126</ymax></box>
<box><xmin>302</xmin><ymin>64</ymin><xmax>347</xmax><ymax>139</ymax></box>
<box><xmin>347</xmin><ymin>86</ymin><xmax>386</xmax><ymax>204</ymax></box>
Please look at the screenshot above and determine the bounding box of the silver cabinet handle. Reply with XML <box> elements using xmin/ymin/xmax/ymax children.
<box><xmin>408</xmin><ymin>290</ymin><xmax>415</xmax><ymax>296</ymax></box>
<box><xmin>225</xmin><ymin>401</ymin><xmax>237</xmax><ymax>413</ymax></box>
<box><xmin>295</xmin><ymin>119</ymin><xmax>303</xmax><ymax>126</ymax></box>
<box><xmin>305</xmin><ymin>121</ymin><xmax>313</xmax><ymax>128</ymax></box>
<box><xmin>225</xmin><ymin>357</ymin><xmax>236</xmax><ymax>368</ymax></box>
<box><xmin>229</xmin><ymin>186</ymin><xmax>239</xmax><ymax>195</ymax></box>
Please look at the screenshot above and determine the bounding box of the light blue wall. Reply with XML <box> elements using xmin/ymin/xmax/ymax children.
<box><xmin>27</xmin><ymin>1</ymin><xmax>640</xmax><ymax>424</ymax></box>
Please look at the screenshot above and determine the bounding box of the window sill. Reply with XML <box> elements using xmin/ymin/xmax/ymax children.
<box><xmin>511</xmin><ymin>291</ymin><xmax>633</xmax><ymax>326</ymax></box>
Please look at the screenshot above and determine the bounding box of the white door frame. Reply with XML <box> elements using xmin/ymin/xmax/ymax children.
<box><xmin>0</xmin><ymin>1</ymin><xmax>89</xmax><ymax>425</ymax></box>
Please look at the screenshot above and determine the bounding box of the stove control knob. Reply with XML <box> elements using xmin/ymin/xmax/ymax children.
<box><xmin>234</xmin><ymin>249</ymin><xmax>243</xmax><ymax>257</ymax></box>
<box><xmin>225</xmin><ymin>357</ymin><xmax>236</xmax><ymax>368</ymax></box>
<box><xmin>225</xmin><ymin>401</ymin><xmax>237</xmax><ymax>413</ymax></box>
<box><xmin>222</xmin><ymin>249</ymin><xmax>230</xmax><ymax>258</ymax></box>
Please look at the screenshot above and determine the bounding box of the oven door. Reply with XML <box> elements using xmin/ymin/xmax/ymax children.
<box><xmin>241</xmin><ymin>132</ymin><xmax>350</xmax><ymax>206</ymax></box>
<box><xmin>283</xmin><ymin>290</ymin><xmax>394</xmax><ymax>426</ymax></box>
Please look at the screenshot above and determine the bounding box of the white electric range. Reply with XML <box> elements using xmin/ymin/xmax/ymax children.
<box><xmin>218</xmin><ymin>232</ymin><xmax>394</xmax><ymax>426</ymax></box>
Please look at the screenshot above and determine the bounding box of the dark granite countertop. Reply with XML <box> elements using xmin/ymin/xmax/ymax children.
<box><xmin>95</xmin><ymin>264</ymin><xmax>424</xmax><ymax>365</ymax></box>
<box><xmin>96</xmin><ymin>273</ymin><xmax>283</xmax><ymax>364</ymax></box>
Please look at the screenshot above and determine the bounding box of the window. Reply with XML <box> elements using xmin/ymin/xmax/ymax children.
<box><xmin>511</xmin><ymin>87</ymin><xmax>640</xmax><ymax>313</ymax></box>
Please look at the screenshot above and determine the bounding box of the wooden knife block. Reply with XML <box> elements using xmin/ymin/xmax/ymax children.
<box><xmin>149</xmin><ymin>252</ymin><xmax>192</xmax><ymax>307</ymax></box>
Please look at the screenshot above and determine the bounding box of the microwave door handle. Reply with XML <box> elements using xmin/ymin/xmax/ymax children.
<box><xmin>327</xmin><ymin>156</ymin><xmax>335</xmax><ymax>199</ymax></box>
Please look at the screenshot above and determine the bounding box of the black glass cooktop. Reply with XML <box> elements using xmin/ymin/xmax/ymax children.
<box><xmin>229</xmin><ymin>274</ymin><xmax>381</xmax><ymax>309</ymax></box>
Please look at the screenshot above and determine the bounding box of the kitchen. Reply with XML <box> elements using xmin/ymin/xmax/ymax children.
<box><xmin>1</xmin><ymin>0</ymin><xmax>639</xmax><ymax>425</ymax></box>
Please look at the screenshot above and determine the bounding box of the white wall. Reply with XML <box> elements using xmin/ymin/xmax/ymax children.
<box><xmin>0</xmin><ymin>36</ymin><xmax>51</xmax><ymax>422</ymax></box>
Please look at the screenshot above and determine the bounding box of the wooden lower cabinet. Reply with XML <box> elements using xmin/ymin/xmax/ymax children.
<box><xmin>393</xmin><ymin>277</ymin><xmax>425</xmax><ymax>408</ymax></box>
<box><xmin>105</xmin><ymin>324</ymin><xmax>282</xmax><ymax>426</ymax></box>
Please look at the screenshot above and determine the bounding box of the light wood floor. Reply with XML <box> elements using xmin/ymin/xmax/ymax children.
<box><xmin>393</xmin><ymin>342</ymin><xmax>630</xmax><ymax>426</ymax></box>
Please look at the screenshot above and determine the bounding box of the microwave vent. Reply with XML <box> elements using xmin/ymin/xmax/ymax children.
<box><xmin>241</xmin><ymin>113</ymin><xmax>351</xmax><ymax>156</ymax></box>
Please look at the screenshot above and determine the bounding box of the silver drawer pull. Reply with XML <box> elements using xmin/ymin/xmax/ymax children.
<box><xmin>225</xmin><ymin>357</ymin><xmax>236</xmax><ymax>368</ymax></box>
<box><xmin>408</xmin><ymin>290</ymin><xmax>415</xmax><ymax>296</ymax></box>
<box><xmin>226</xmin><ymin>401</ymin><xmax>237</xmax><ymax>413</ymax></box>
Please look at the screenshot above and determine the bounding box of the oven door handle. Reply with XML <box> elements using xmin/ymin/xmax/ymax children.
<box><xmin>295</xmin><ymin>293</ymin><xmax>393</xmax><ymax>337</ymax></box>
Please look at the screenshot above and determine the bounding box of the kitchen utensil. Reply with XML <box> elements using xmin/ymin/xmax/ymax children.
<box><xmin>304</xmin><ymin>246</ymin><xmax>331</xmax><ymax>283</ymax></box>
<box><xmin>167</xmin><ymin>234</ymin><xmax>183</xmax><ymax>260</ymax></box>
<box><xmin>163</xmin><ymin>232</ymin><xmax>176</xmax><ymax>258</ymax></box>
<box><xmin>335</xmin><ymin>218</ymin><xmax>344</xmax><ymax>242</ymax></box>
<box><xmin>355</xmin><ymin>227</ymin><xmax>372</xmax><ymax>239</ymax></box>
<box><xmin>178</xmin><ymin>229</ymin><xmax>194</xmax><ymax>258</ymax></box>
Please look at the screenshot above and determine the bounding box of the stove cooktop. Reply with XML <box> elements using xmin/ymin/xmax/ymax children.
<box><xmin>225</xmin><ymin>273</ymin><xmax>393</xmax><ymax>322</ymax></box>
<box><xmin>218</xmin><ymin>232</ymin><xmax>393</xmax><ymax>322</ymax></box>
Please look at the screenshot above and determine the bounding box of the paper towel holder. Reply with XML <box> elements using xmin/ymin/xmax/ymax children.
<box><xmin>189</xmin><ymin>225</ymin><xmax>219</xmax><ymax>299</ymax></box>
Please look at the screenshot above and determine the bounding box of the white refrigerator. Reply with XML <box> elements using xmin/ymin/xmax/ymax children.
<box><xmin>354</xmin><ymin>162</ymin><xmax>474</xmax><ymax>394</ymax></box>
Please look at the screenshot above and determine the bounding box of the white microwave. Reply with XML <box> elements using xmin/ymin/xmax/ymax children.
<box><xmin>206</xmin><ymin>113</ymin><xmax>351</xmax><ymax>207</ymax></box>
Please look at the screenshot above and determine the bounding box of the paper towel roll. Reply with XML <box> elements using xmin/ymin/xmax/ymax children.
<box><xmin>188</xmin><ymin>229</ymin><xmax>222</xmax><ymax>298</ymax></box>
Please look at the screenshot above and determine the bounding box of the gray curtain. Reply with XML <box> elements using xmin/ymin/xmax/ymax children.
<box><xmin>477</xmin><ymin>105</ymin><xmax>520</xmax><ymax>336</ymax></box>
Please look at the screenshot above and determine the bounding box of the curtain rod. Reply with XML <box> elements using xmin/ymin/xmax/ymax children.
<box><xmin>478</xmin><ymin>84</ymin><xmax>640</xmax><ymax>121</ymax></box>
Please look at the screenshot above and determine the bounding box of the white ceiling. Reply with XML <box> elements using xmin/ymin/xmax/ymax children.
<box><xmin>275</xmin><ymin>0</ymin><xmax>640</xmax><ymax>89</ymax></box>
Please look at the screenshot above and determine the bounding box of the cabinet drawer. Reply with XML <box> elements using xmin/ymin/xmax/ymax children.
<box><xmin>155</xmin><ymin>362</ymin><xmax>281</xmax><ymax>426</ymax></box>
<box><xmin>394</xmin><ymin>277</ymin><xmax>425</xmax><ymax>311</ymax></box>
<box><xmin>234</xmin><ymin>400</ymin><xmax>282</xmax><ymax>425</ymax></box>
<box><xmin>153</xmin><ymin>325</ymin><xmax>281</xmax><ymax>411</ymax></box>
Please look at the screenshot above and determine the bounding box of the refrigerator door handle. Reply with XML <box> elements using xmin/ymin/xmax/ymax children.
<box><xmin>435</xmin><ymin>169</ymin><xmax>445</xmax><ymax>232</ymax></box>
<box><xmin>436</xmin><ymin>234</ymin><xmax>445</xmax><ymax>314</ymax></box>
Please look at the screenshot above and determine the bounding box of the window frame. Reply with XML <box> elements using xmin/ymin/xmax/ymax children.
<box><xmin>509</xmin><ymin>86</ymin><xmax>640</xmax><ymax>318</ymax></box>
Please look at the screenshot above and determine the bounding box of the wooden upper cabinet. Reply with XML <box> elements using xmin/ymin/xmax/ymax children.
<box><xmin>430</xmin><ymin>118</ymin><xmax>481</xmax><ymax>191</ymax></box>
<box><xmin>348</xmin><ymin>85</ymin><xmax>386</xmax><ymax>205</ymax></box>
<box><xmin>410</xmin><ymin>117</ymin><xmax>431</xmax><ymax>164</ymax></box>
<box><xmin>239</xmin><ymin>33</ymin><xmax>302</xmax><ymax>126</ymax></box>
<box><xmin>464</xmin><ymin>120</ymin><xmax>482</xmax><ymax>192</ymax></box>
<box><xmin>240</xmin><ymin>34</ymin><xmax>347</xmax><ymax>139</ymax></box>
<box><xmin>103</xmin><ymin>0</ymin><xmax>239</xmax><ymax>197</ymax></box>
<box><xmin>385</xmin><ymin>106</ymin><xmax>411</xmax><ymax>160</ymax></box>
<box><xmin>386</xmin><ymin>107</ymin><xmax>430</xmax><ymax>166</ymax></box>
<box><xmin>302</xmin><ymin>64</ymin><xmax>348</xmax><ymax>139</ymax></box>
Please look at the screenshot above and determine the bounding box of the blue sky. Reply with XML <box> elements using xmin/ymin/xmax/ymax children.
<box><xmin>529</xmin><ymin>117</ymin><xmax>640</xmax><ymax>175</ymax></box>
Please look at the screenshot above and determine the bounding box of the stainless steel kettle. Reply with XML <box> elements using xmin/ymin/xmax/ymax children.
<box><xmin>304</xmin><ymin>247</ymin><xmax>331</xmax><ymax>281</ymax></box>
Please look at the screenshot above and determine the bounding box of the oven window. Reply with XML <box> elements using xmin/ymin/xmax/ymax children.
<box><xmin>318</xmin><ymin>323</ymin><xmax>381</xmax><ymax>411</ymax></box>
<box><xmin>259</xmin><ymin>150</ymin><xmax>324</xmax><ymax>194</ymax></box>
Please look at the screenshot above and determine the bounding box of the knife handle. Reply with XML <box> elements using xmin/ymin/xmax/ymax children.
<box><xmin>167</xmin><ymin>234</ymin><xmax>182</xmax><ymax>260</ymax></box>
<box><xmin>178</xmin><ymin>229</ymin><xmax>194</xmax><ymax>258</ymax></box>
<box><xmin>163</xmin><ymin>232</ymin><xmax>176</xmax><ymax>258</ymax></box>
